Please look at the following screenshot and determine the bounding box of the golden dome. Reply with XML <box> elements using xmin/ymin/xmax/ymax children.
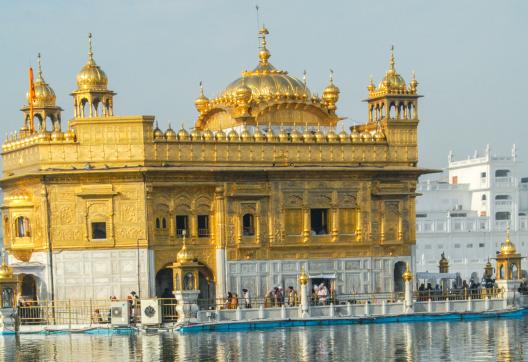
<box><xmin>290</xmin><ymin>128</ymin><xmax>301</xmax><ymax>143</ymax></box>
<box><xmin>228</xmin><ymin>129</ymin><xmax>239</xmax><ymax>142</ymax></box>
<box><xmin>236</xmin><ymin>84</ymin><xmax>252</xmax><ymax>105</ymax></box>
<box><xmin>37</xmin><ymin>130</ymin><xmax>51</xmax><ymax>142</ymax></box>
<box><xmin>76</xmin><ymin>34</ymin><xmax>108</xmax><ymax>91</ymax></box>
<box><xmin>202</xmin><ymin>129</ymin><xmax>214</xmax><ymax>141</ymax></box>
<box><xmin>64</xmin><ymin>128</ymin><xmax>76</xmax><ymax>142</ymax></box>
<box><xmin>0</xmin><ymin>263</ymin><xmax>13</xmax><ymax>280</ymax></box>
<box><xmin>177</xmin><ymin>126</ymin><xmax>189</xmax><ymax>141</ymax></box>
<box><xmin>377</xmin><ymin>47</ymin><xmax>406</xmax><ymax>93</ymax></box>
<box><xmin>176</xmin><ymin>236</ymin><xmax>193</xmax><ymax>264</ymax></box>
<box><xmin>314</xmin><ymin>127</ymin><xmax>325</xmax><ymax>143</ymax></box>
<box><xmin>278</xmin><ymin>127</ymin><xmax>289</xmax><ymax>142</ymax></box>
<box><xmin>266</xmin><ymin>126</ymin><xmax>277</xmax><ymax>142</ymax></box>
<box><xmin>194</xmin><ymin>82</ymin><xmax>209</xmax><ymax>113</ymax></box>
<box><xmin>165</xmin><ymin>125</ymin><xmax>177</xmax><ymax>141</ymax></box>
<box><xmin>351</xmin><ymin>126</ymin><xmax>360</xmax><ymax>142</ymax></box>
<box><xmin>254</xmin><ymin>126</ymin><xmax>265</xmax><ymax>142</ymax></box>
<box><xmin>240</xmin><ymin>125</ymin><xmax>253</xmax><ymax>142</ymax></box>
<box><xmin>215</xmin><ymin>129</ymin><xmax>227</xmax><ymax>141</ymax></box>
<box><xmin>153</xmin><ymin>123</ymin><xmax>164</xmax><ymax>140</ymax></box>
<box><xmin>409</xmin><ymin>71</ymin><xmax>418</xmax><ymax>93</ymax></box>
<box><xmin>499</xmin><ymin>227</ymin><xmax>517</xmax><ymax>255</ymax></box>
<box><xmin>217</xmin><ymin>27</ymin><xmax>310</xmax><ymax>103</ymax></box>
<box><xmin>51</xmin><ymin>130</ymin><xmax>64</xmax><ymax>142</ymax></box>
<box><xmin>327</xmin><ymin>128</ymin><xmax>338</xmax><ymax>143</ymax></box>
<box><xmin>28</xmin><ymin>54</ymin><xmax>56</xmax><ymax>107</ymax></box>
<box><xmin>190</xmin><ymin>128</ymin><xmax>202</xmax><ymax>141</ymax></box>
<box><xmin>338</xmin><ymin>129</ymin><xmax>348</xmax><ymax>143</ymax></box>
<box><xmin>322</xmin><ymin>70</ymin><xmax>340</xmax><ymax>110</ymax></box>
<box><xmin>303</xmin><ymin>127</ymin><xmax>315</xmax><ymax>143</ymax></box>
<box><xmin>402</xmin><ymin>263</ymin><xmax>413</xmax><ymax>282</ymax></box>
<box><xmin>367</xmin><ymin>76</ymin><xmax>376</xmax><ymax>93</ymax></box>
<box><xmin>361</xmin><ymin>130</ymin><xmax>372</xmax><ymax>142</ymax></box>
<box><xmin>373</xmin><ymin>125</ymin><xmax>385</xmax><ymax>142</ymax></box>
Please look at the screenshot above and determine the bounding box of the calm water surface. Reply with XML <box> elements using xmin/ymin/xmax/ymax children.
<box><xmin>2</xmin><ymin>317</ymin><xmax>528</xmax><ymax>361</ymax></box>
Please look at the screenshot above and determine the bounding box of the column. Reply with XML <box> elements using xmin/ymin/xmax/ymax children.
<box><xmin>214</xmin><ymin>187</ymin><xmax>227</xmax><ymax>301</ymax></box>
<box><xmin>299</xmin><ymin>267</ymin><xmax>310</xmax><ymax>318</ymax></box>
<box><xmin>302</xmin><ymin>207</ymin><xmax>310</xmax><ymax>243</ymax></box>
<box><xmin>331</xmin><ymin>206</ymin><xmax>338</xmax><ymax>242</ymax></box>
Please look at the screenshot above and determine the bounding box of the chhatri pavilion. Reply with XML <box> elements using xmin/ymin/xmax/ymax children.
<box><xmin>1</xmin><ymin>28</ymin><xmax>429</xmax><ymax>301</ymax></box>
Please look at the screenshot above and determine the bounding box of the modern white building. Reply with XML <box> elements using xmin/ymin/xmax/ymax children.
<box><xmin>416</xmin><ymin>145</ymin><xmax>528</xmax><ymax>281</ymax></box>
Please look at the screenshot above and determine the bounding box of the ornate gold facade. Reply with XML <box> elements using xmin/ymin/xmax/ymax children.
<box><xmin>1</xmin><ymin>29</ymin><xmax>431</xmax><ymax>299</ymax></box>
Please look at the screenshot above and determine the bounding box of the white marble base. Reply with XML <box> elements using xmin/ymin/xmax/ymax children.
<box><xmin>174</xmin><ymin>290</ymin><xmax>200</xmax><ymax>323</ymax></box>
<box><xmin>0</xmin><ymin>308</ymin><xmax>19</xmax><ymax>333</ymax></box>
<box><xmin>496</xmin><ymin>279</ymin><xmax>522</xmax><ymax>306</ymax></box>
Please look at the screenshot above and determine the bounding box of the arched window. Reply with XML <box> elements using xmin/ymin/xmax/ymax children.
<box><xmin>481</xmin><ymin>194</ymin><xmax>487</xmax><ymax>201</ymax></box>
<box><xmin>495</xmin><ymin>169</ymin><xmax>510</xmax><ymax>177</ymax></box>
<box><xmin>162</xmin><ymin>218</ymin><xmax>167</xmax><ymax>229</ymax></box>
<box><xmin>242</xmin><ymin>214</ymin><xmax>255</xmax><ymax>236</ymax></box>
<box><xmin>15</xmin><ymin>216</ymin><xmax>31</xmax><ymax>237</ymax></box>
<box><xmin>155</xmin><ymin>218</ymin><xmax>161</xmax><ymax>229</ymax></box>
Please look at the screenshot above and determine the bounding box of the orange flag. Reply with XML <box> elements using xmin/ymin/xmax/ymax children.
<box><xmin>28</xmin><ymin>66</ymin><xmax>36</xmax><ymax>132</ymax></box>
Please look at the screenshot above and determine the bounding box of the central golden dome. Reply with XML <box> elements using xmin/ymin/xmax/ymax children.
<box><xmin>218</xmin><ymin>27</ymin><xmax>310</xmax><ymax>101</ymax></box>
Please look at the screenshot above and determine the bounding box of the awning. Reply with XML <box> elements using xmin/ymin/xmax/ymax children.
<box><xmin>415</xmin><ymin>272</ymin><xmax>458</xmax><ymax>280</ymax></box>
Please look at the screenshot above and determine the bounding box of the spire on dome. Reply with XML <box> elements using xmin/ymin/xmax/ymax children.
<box><xmin>389</xmin><ymin>45</ymin><xmax>395</xmax><ymax>72</ymax></box>
<box><xmin>258</xmin><ymin>26</ymin><xmax>270</xmax><ymax>65</ymax></box>
<box><xmin>88</xmin><ymin>32</ymin><xmax>95</xmax><ymax>64</ymax></box>
<box><xmin>37</xmin><ymin>53</ymin><xmax>44</xmax><ymax>81</ymax></box>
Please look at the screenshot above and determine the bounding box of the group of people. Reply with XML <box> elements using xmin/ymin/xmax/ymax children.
<box><xmin>311</xmin><ymin>283</ymin><xmax>332</xmax><ymax>305</ymax></box>
<box><xmin>224</xmin><ymin>286</ymin><xmax>299</xmax><ymax>309</ymax></box>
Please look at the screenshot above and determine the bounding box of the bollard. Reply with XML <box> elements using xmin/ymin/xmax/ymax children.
<box><xmin>364</xmin><ymin>301</ymin><xmax>370</xmax><ymax>316</ymax></box>
<box><xmin>281</xmin><ymin>305</ymin><xmax>287</xmax><ymax>319</ymax></box>
<box><xmin>329</xmin><ymin>303</ymin><xmax>335</xmax><ymax>318</ymax></box>
<box><xmin>217</xmin><ymin>309</ymin><xmax>222</xmax><ymax>321</ymax></box>
<box><xmin>236</xmin><ymin>306</ymin><xmax>242</xmax><ymax>321</ymax></box>
<box><xmin>427</xmin><ymin>298</ymin><xmax>432</xmax><ymax>313</ymax></box>
<box><xmin>258</xmin><ymin>305</ymin><xmax>265</xmax><ymax>319</ymax></box>
<box><xmin>381</xmin><ymin>300</ymin><xmax>386</xmax><ymax>315</ymax></box>
<box><xmin>445</xmin><ymin>299</ymin><xmax>451</xmax><ymax>313</ymax></box>
<box><xmin>485</xmin><ymin>296</ymin><xmax>490</xmax><ymax>311</ymax></box>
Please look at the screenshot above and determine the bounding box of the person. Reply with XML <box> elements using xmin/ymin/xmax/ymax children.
<box><xmin>128</xmin><ymin>291</ymin><xmax>138</xmax><ymax>323</ymax></box>
<box><xmin>231</xmin><ymin>293</ymin><xmax>239</xmax><ymax>309</ymax></box>
<box><xmin>274</xmin><ymin>287</ymin><xmax>283</xmax><ymax>307</ymax></box>
<box><xmin>312</xmin><ymin>285</ymin><xmax>319</xmax><ymax>305</ymax></box>
<box><xmin>242</xmin><ymin>289</ymin><xmax>251</xmax><ymax>308</ymax></box>
<box><xmin>317</xmin><ymin>283</ymin><xmax>328</xmax><ymax>305</ymax></box>
<box><xmin>92</xmin><ymin>308</ymin><xmax>103</xmax><ymax>324</ymax></box>
<box><xmin>287</xmin><ymin>286</ymin><xmax>298</xmax><ymax>307</ymax></box>
<box><xmin>225</xmin><ymin>292</ymin><xmax>233</xmax><ymax>309</ymax></box>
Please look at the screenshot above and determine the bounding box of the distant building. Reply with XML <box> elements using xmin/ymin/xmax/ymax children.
<box><xmin>416</xmin><ymin>145</ymin><xmax>528</xmax><ymax>281</ymax></box>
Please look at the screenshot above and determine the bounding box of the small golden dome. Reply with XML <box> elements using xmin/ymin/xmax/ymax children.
<box><xmin>64</xmin><ymin>128</ymin><xmax>76</xmax><ymax>142</ymax></box>
<box><xmin>367</xmin><ymin>76</ymin><xmax>376</xmax><ymax>93</ymax></box>
<box><xmin>322</xmin><ymin>70</ymin><xmax>340</xmax><ymax>110</ymax></box>
<box><xmin>190</xmin><ymin>128</ymin><xmax>202</xmax><ymax>141</ymax></box>
<box><xmin>290</xmin><ymin>128</ymin><xmax>301</xmax><ymax>143</ymax></box>
<box><xmin>51</xmin><ymin>130</ymin><xmax>64</xmax><ymax>142</ymax></box>
<box><xmin>176</xmin><ymin>237</ymin><xmax>193</xmax><ymax>264</ymax></box>
<box><xmin>202</xmin><ymin>129</ymin><xmax>214</xmax><ymax>141</ymax></box>
<box><xmin>327</xmin><ymin>128</ymin><xmax>338</xmax><ymax>143</ymax></box>
<box><xmin>0</xmin><ymin>262</ymin><xmax>13</xmax><ymax>280</ymax></box>
<box><xmin>313</xmin><ymin>127</ymin><xmax>325</xmax><ymax>143</ymax></box>
<box><xmin>236</xmin><ymin>83</ymin><xmax>252</xmax><ymax>105</ymax></box>
<box><xmin>351</xmin><ymin>127</ymin><xmax>360</xmax><ymax>142</ymax></box>
<box><xmin>254</xmin><ymin>126</ymin><xmax>265</xmax><ymax>142</ymax></box>
<box><xmin>215</xmin><ymin>129</ymin><xmax>227</xmax><ymax>141</ymax></box>
<box><xmin>37</xmin><ymin>130</ymin><xmax>51</xmax><ymax>142</ymax></box>
<box><xmin>373</xmin><ymin>126</ymin><xmax>385</xmax><ymax>142</ymax></box>
<box><xmin>228</xmin><ymin>129</ymin><xmax>239</xmax><ymax>142</ymax></box>
<box><xmin>76</xmin><ymin>34</ymin><xmax>108</xmax><ymax>91</ymax></box>
<box><xmin>500</xmin><ymin>227</ymin><xmax>517</xmax><ymax>255</ymax></box>
<box><xmin>278</xmin><ymin>127</ymin><xmax>289</xmax><ymax>142</ymax></box>
<box><xmin>240</xmin><ymin>125</ymin><xmax>253</xmax><ymax>142</ymax></box>
<box><xmin>299</xmin><ymin>266</ymin><xmax>309</xmax><ymax>285</ymax></box>
<box><xmin>266</xmin><ymin>126</ymin><xmax>277</xmax><ymax>142</ymax></box>
<box><xmin>361</xmin><ymin>130</ymin><xmax>372</xmax><ymax>142</ymax></box>
<box><xmin>153</xmin><ymin>123</ymin><xmax>164</xmax><ymax>140</ymax></box>
<box><xmin>402</xmin><ymin>263</ymin><xmax>413</xmax><ymax>282</ymax></box>
<box><xmin>303</xmin><ymin>127</ymin><xmax>315</xmax><ymax>143</ymax></box>
<box><xmin>409</xmin><ymin>71</ymin><xmax>418</xmax><ymax>93</ymax></box>
<box><xmin>377</xmin><ymin>47</ymin><xmax>406</xmax><ymax>93</ymax></box>
<box><xmin>194</xmin><ymin>82</ymin><xmax>209</xmax><ymax>114</ymax></box>
<box><xmin>439</xmin><ymin>252</ymin><xmax>449</xmax><ymax>272</ymax></box>
<box><xmin>177</xmin><ymin>126</ymin><xmax>189</xmax><ymax>141</ymax></box>
<box><xmin>29</xmin><ymin>55</ymin><xmax>56</xmax><ymax>107</ymax></box>
<box><xmin>165</xmin><ymin>125</ymin><xmax>177</xmax><ymax>141</ymax></box>
<box><xmin>338</xmin><ymin>129</ymin><xmax>349</xmax><ymax>143</ymax></box>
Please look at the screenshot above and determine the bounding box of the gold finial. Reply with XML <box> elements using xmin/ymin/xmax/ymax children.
<box><xmin>37</xmin><ymin>52</ymin><xmax>43</xmax><ymax>80</ymax></box>
<box><xmin>389</xmin><ymin>45</ymin><xmax>395</xmax><ymax>71</ymax></box>
<box><xmin>299</xmin><ymin>265</ymin><xmax>308</xmax><ymax>285</ymax></box>
<box><xmin>258</xmin><ymin>26</ymin><xmax>270</xmax><ymax>65</ymax></box>
<box><xmin>303</xmin><ymin>70</ymin><xmax>307</xmax><ymax>87</ymax></box>
<box><xmin>199</xmin><ymin>81</ymin><xmax>204</xmax><ymax>96</ymax></box>
<box><xmin>402</xmin><ymin>262</ymin><xmax>412</xmax><ymax>282</ymax></box>
<box><xmin>329</xmin><ymin>69</ymin><xmax>334</xmax><ymax>84</ymax></box>
<box><xmin>88</xmin><ymin>33</ymin><xmax>94</xmax><ymax>61</ymax></box>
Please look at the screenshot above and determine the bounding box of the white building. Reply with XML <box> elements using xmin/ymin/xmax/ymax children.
<box><xmin>416</xmin><ymin>145</ymin><xmax>528</xmax><ymax>281</ymax></box>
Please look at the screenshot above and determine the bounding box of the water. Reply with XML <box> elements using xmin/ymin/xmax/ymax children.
<box><xmin>2</xmin><ymin>317</ymin><xmax>528</xmax><ymax>361</ymax></box>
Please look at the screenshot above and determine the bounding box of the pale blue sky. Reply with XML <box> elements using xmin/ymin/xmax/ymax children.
<box><xmin>0</xmin><ymin>1</ymin><xmax>527</xmax><ymax>173</ymax></box>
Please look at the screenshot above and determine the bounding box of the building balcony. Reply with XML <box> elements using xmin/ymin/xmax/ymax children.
<box><xmin>494</xmin><ymin>177</ymin><xmax>514</xmax><ymax>187</ymax></box>
<box><xmin>495</xmin><ymin>200</ymin><xmax>512</xmax><ymax>207</ymax></box>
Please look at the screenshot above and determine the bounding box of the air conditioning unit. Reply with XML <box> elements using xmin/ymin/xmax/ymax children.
<box><xmin>140</xmin><ymin>299</ymin><xmax>162</xmax><ymax>325</ymax></box>
<box><xmin>110</xmin><ymin>301</ymin><xmax>130</xmax><ymax>326</ymax></box>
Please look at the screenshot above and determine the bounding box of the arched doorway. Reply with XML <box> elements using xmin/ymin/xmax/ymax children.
<box><xmin>21</xmin><ymin>274</ymin><xmax>37</xmax><ymax>301</ymax></box>
<box><xmin>393</xmin><ymin>261</ymin><xmax>406</xmax><ymax>292</ymax></box>
<box><xmin>155</xmin><ymin>268</ymin><xmax>173</xmax><ymax>298</ymax></box>
<box><xmin>198</xmin><ymin>270</ymin><xmax>215</xmax><ymax>309</ymax></box>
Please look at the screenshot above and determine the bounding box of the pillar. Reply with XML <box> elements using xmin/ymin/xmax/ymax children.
<box><xmin>214</xmin><ymin>187</ymin><xmax>227</xmax><ymax>301</ymax></box>
<box><xmin>402</xmin><ymin>263</ymin><xmax>413</xmax><ymax>314</ymax></box>
<box><xmin>302</xmin><ymin>208</ymin><xmax>310</xmax><ymax>243</ymax></box>
<box><xmin>299</xmin><ymin>266</ymin><xmax>310</xmax><ymax>318</ymax></box>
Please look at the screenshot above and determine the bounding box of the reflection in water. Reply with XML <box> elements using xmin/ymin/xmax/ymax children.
<box><xmin>1</xmin><ymin>317</ymin><xmax>528</xmax><ymax>361</ymax></box>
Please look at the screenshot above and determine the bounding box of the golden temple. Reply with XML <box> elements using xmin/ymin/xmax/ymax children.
<box><xmin>1</xmin><ymin>28</ymin><xmax>429</xmax><ymax>301</ymax></box>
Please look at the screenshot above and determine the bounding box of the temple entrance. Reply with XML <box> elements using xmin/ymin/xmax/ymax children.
<box><xmin>393</xmin><ymin>261</ymin><xmax>406</xmax><ymax>292</ymax></box>
<box><xmin>155</xmin><ymin>268</ymin><xmax>173</xmax><ymax>298</ymax></box>
<box><xmin>21</xmin><ymin>274</ymin><xmax>37</xmax><ymax>301</ymax></box>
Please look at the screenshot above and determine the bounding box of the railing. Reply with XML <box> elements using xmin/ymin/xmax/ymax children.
<box><xmin>415</xmin><ymin>288</ymin><xmax>503</xmax><ymax>301</ymax></box>
<box><xmin>495</xmin><ymin>200</ymin><xmax>512</xmax><ymax>207</ymax></box>
<box><xmin>198</xmin><ymin>229</ymin><xmax>210</xmax><ymax>237</ymax></box>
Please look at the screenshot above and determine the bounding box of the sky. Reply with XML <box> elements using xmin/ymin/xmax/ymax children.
<box><xmin>0</xmin><ymin>0</ymin><xmax>527</xmax><ymax>174</ymax></box>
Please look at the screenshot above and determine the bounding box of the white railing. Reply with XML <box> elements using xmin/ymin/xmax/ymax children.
<box><xmin>495</xmin><ymin>200</ymin><xmax>512</xmax><ymax>207</ymax></box>
<box><xmin>494</xmin><ymin>177</ymin><xmax>513</xmax><ymax>186</ymax></box>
